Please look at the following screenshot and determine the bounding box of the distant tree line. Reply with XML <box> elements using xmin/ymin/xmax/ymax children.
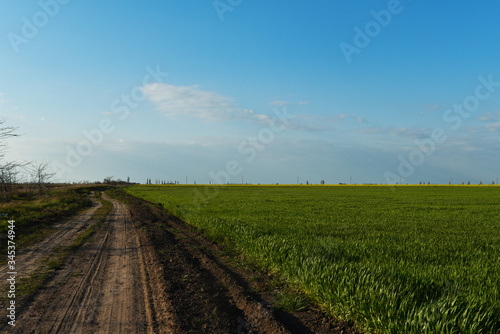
<box><xmin>145</xmin><ymin>179</ymin><xmax>179</xmax><ymax>185</ymax></box>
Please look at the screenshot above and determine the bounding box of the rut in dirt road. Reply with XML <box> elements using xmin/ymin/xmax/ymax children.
<box><xmin>0</xmin><ymin>196</ymin><xmax>101</xmax><ymax>287</ymax></box>
<box><xmin>7</xmin><ymin>194</ymin><xmax>157</xmax><ymax>334</ymax></box>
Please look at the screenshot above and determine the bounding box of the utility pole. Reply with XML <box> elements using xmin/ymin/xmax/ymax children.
<box><xmin>186</xmin><ymin>176</ymin><xmax>187</xmax><ymax>185</ymax></box>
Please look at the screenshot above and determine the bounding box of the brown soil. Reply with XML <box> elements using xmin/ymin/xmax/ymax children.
<box><xmin>0</xmin><ymin>190</ymin><xmax>362</xmax><ymax>333</ymax></box>
<box><xmin>0</xmin><ymin>195</ymin><xmax>101</xmax><ymax>285</ymax></box>
<box><xmin>119</xmin><ymin>190</ymin><xmax>362</xmax><ymax>334</ymax></box>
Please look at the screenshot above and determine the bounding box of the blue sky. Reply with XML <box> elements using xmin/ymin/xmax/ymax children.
<box><xmin>1</xmin><ymin>0</ymin><xmax>499</xmax><ymax>184</ymax></box>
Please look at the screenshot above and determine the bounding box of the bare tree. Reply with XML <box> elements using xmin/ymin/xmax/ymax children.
<box><xmin>29</xmin><ymin>161</ymin><xmax>56</xmax><ymax>195</ymax></box>
<box><xmin>0</xmin><ymin>162</ymin><xmax>20</xmax><ymax>200</ymax></box>
<box><xmin>103</xmin><ymin>176</ymin><xmax>114</xmax><ymax>184</ymax></box>
<box><xmin>0</xmin><ymin>119</ymin><xmax>19</xmax><ymax>159</ymax></box>
<box><xmin>0</xmin><ymin>119</ymin><xmax>22</xmax><ymax>200</ymax></box>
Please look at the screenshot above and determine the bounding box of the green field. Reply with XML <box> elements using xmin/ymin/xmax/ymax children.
<box><xmin>126</xmin><ymin>185</ymin><xmax>500</xmax><ymax>333</ymax></box>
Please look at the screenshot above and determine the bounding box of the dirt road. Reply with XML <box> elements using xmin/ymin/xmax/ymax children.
<box><xmin>1</xmin><ymin>194</ymin><xmax>172</xmax><ymax>333</ymax></box>
<box><xmin>1</xmin><ymin>191</ymin><xmax>359</xmax><ymax>333</ymax></box>
<box><xmin>0</xmin><ymin>195</ymin><xmax>101</xmax><ymax>286</ymax></box>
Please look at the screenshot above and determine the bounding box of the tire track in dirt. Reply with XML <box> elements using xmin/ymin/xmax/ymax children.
<box><xmin>0</xmin><ymin>193</ymin><xmax>102</xmax><ymax>325</ymax></box>
<box><xmin>5</xmin><ymin>193</ymin><xmax>165</xmax><ymax>333</ymax></box>
<box><xmin>0</xmin><ymin>194</ymin><xmax>101</xmax><ymax>285</ymax></box>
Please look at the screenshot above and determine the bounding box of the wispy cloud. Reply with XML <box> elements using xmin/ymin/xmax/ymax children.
<box><xmin>331</xmin><ymin>113</ymin><xmax>366</xmax><ymax>124</ymax></box>
<box><xmin>271</xmin><ymin>100</ymin><xmax>310</xmax><ymax>106</ymax></box>
<box><xmin>486</xmin><ymin>122</ymin><xmax>500</xmax><ymax>132</ymax></box>
<box><xmin>477</xmin><ymin>111</ymin><xmax>500</xmax><ymax>132</ymax></box>
<box><xmin>143</xmin><ymin>83</ymin><xmax>254</xmax><ymax>121</ymax></box>
<box><xmin>479</xmin><ymin>111</ymin><xmax>500</xmax><ymax>122</ymax></box>
<box><xmin>0</xmin><ymin>93</ymin><xmax>5</xmax><ymax>107</ymax></box>
<box><xmin>423</xmin><ymin>104</ymin><xmax>442</xmax><ymax>111</ymax></box>
<box><xmin>353</xmin><ymin>126</ymin><xmax>431</xmax><ymax>140</ymax></box>
<box><xmin>418</xmin><ymin>104</ymin><xmax>443</xmax><ymax>115</ymax></box>
<box><xmin>141</xmin><ymin>82</ymin><xmax>369</xmax><ymax>135</ymax></box>
<box><xmin>270</xmin><ymin>100</ymin><xmax>289</xmax><ymax>106</ymax></box>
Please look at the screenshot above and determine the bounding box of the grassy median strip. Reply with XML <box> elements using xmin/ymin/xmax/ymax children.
<box><xmin>69</xmin><ymin>191</ymin><xmax>112</xmax><ymax>251</ymax></box>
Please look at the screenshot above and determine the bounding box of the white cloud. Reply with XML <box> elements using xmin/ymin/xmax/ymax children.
<box><xmin>271</xmin><ymin>100</ymin><xmax>310</xmax><ymax>106</ymax></box>
<box><xmin>478</xmin><ymin>111</ymin><xmax>500</xmax><ymax>131</ymax></box>
<box><xmin>479</xmin><ymin>111</ymin><xmax>500</xmax><ymax>122</ymax></box>
<box><xmin>143</xmin><ymin>83</ymin><xmax>254</xmax><ymax>121</ymax></box>
<box><xmin>486</xmin><ymin>122</ymin><xmax>500</xmax><ymax>131</ymax></box>
<box><xmin>270</xmin><ymin>100</ymin><xmax>289</xmax><ymax>106</ymax></box>
<box><xmin>353</xmin><ymin>126</ymin><xmax>431</xmax><ymax>140</ymax></box>
<box><xmin>255</xmin><ymin>114</ymin><xmax>271</xmax><ymax>122</ymax></box>
<box><xmin>479</xmin><ymin>113</ymin><xmax>492</xmax><ymax>122</ymax></box>
<box><xmin>422</xmin><ymin>104</ymin><xmax>442</xmax><ymax>111</ymax></box>
<box><xmin>330</xmin><ymin>113</ymin><xmax>366</xmax><ymax>124</ymax></box>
